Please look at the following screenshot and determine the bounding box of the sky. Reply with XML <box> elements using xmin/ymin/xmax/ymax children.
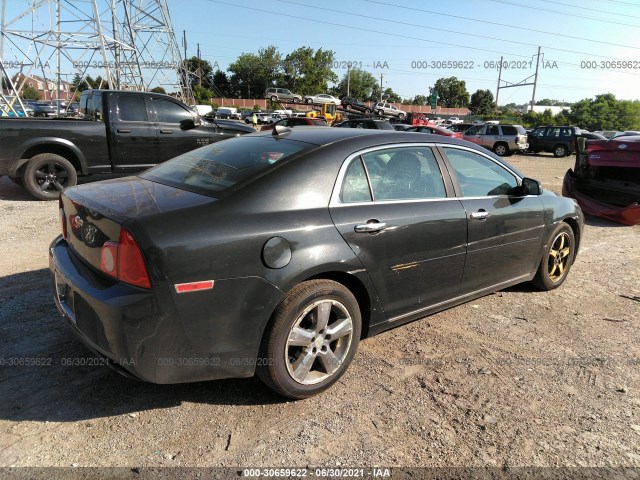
<box><xmin>2</xmin><ymin>0</ymin><xmax>640</xmax><ymax>106</ymax></box>
<box><xmin>168</xmin><ymin>0</ymin><xmax>640</xmax><ymax>105</ymax></box>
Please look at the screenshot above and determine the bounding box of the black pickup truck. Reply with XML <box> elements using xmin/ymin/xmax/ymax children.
<box><xmin>0</xmin><ymin>89</ymin><xmax>254</xmax><ymax>199</ymax></box>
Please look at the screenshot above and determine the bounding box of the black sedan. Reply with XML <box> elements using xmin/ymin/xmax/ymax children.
<box><xmin>50</xmin><ymin>127</ymin><xmax>584</xmax><ymax>399</ymax></box>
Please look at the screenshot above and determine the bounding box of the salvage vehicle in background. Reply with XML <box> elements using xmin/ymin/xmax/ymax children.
<box><xmin>50</xmin><ymin>128</ymin><xmax>583</xmax><ymax>399</ymax></box>
<box><xmin>563</xmin><ymin>135</ymin><xmax>640</xmax><ymax>225</ymax></box>
<box><xmin>260</xmin><ymin>116</ymin><xmax>328</xmax><ymax>131</ymax></box>
<box><xmin>463</xmin><ymin>123</ymin><xmax>528</xmax><ymax>156</ymax></box>
<box><xmin>0</xmin><ymin>89</ymin><xmax>254</xmax><ymax>199</ymax></box>
<box><xmin>527</xmin><ymin>126</ymin><xmax>581</xmax><ymax>157</ymax></box>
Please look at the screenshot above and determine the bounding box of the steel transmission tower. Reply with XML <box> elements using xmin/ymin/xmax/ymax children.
<box><xmin>0</xmin><ymin>0</ymin><xmax>191</xmax><ymax>105</ymax></box>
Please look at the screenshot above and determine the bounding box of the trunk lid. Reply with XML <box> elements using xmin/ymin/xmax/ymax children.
<box><xmin>60</xmin><ymin>176</ymin><xmax>215</xmax><ymax>275</ymax></box>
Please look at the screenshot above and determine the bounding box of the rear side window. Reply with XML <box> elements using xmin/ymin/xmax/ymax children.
<box><xmin>354</xmin><ymin>146</ymin><xmax>446</xmax><ymax>201</ymax></box>
<box><xmin>142</xmin><ymin>136</ymin><xmax>311</xmax><ymax>196</ymax></box>
<box><xmin>117</xmin><ymin>95</ymin><xmax>148</xmax><ymax>122</ymax></box>
<box><xmin>501</xmin><ymin>126</ymin><xmax>517</xmax><ymax>135</ymax></box>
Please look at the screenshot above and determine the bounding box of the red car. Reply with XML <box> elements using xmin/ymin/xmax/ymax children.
<box><xmin>402</xmin><ymin>124</ymin><xmax>463</xmax><ymax>139</ymax></box>
<box><xmin>260</xmin><ymin>116</ymin><xmax>328</xmax><ymax>131</ymax></box>
<box><xmin>563</xmin><ymin>135</ymin><xmax>640</xmax><ymax>225</ymax></box>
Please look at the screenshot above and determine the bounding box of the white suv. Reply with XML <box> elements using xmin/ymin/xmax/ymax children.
<box><xmin>373</xmin><ymin>102</ymin><xmax>406</xmax><ymax>120</ymax></box>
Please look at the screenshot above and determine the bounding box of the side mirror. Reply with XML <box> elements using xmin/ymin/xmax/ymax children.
<box><xmin>518</xmin><ymin>177</ymin><xmax>542</xmax><ymax>196</ymax></box>
<box><xmin>180</xmin><ymin>118</ymin><xmax>196</xmax><ymax>130</ymax></box>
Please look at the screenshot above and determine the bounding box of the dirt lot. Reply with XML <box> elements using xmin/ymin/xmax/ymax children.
<box><xmin>0</xmin><ymin>153</ymin><xmax>639</xmax><ymax>473</ymax></box>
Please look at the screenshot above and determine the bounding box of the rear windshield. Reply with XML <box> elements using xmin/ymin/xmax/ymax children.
<box><xmin>142</xmin><ymin>136</ymin><xmax>311</xmax><ymax>196</ymax></box>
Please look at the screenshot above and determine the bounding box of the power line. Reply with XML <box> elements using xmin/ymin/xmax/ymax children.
<box><xmin>361</xmin><ymin>0</ymin><xmax>640</xmax><ymax>50</ymax></box>
<box><xmin>201</xmin><ymin>0</ymin><xmax>640</xmax><ymax>75</ymax></box>
<box><xmin>530</xmin><ymin>0</ymin><xmax>640</xmax><ymax>18</ymax></box>
<box><xmin>488</xmin><ymin>0</ymin><xmax>640</xmax><ymax>27</ymax></box>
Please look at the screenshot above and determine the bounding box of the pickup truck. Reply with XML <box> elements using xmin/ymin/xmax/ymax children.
<box><xmin>0</xmin><ymin>89</ymin><xmax>254</xmax><ymax>200</ymax></box>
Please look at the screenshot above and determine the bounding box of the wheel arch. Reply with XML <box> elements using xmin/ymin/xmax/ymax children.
<box><xmin>15</xmin><ymin>139</ymin><xmax>88</xmax><ymax>176</ymax></box>
<box><xmin>305</xmin><ymin>270</ymin><xmax>374</xmax><ymax>339</ymax></box>
<box><xmin>562</xmin><ymin>216</ymin><xmax>582</xmax><ymax>254</ymax></box>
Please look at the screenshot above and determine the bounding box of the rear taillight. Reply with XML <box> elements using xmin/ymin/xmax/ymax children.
<box><xmin>59</xmin><ymin>197</ymin><xmax>68</xmax><ymax>240</ymax></box>
<box><xmin>99</xmin><ymin>228</ymin><xmax>151</xmax><ymax>289</ymax></box>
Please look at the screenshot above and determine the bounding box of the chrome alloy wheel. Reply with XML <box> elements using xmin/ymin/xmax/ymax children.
<box><xmin>547</xmin><ymin>231</ymin><xmax>571</xmax><ymax>282</ymax></box>
<box><xmin>285</xmin><ymin>299</ymin><xmax>353</xmax><ymax>385</ymax></box>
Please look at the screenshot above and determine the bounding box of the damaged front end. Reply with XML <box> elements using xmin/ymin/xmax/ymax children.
<box><xmin>563</xmin><ymin>135</ymin><xmax>640</xmax><ymax>225</ymax></box>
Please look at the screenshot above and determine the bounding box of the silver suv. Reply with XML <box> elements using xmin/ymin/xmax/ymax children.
<box><xmin>264</xmin><ymin>87</ymin><xmax>302</xmax><ymax>103</ymax></box>
<box><xmin>373</xmin><ymin>102</ymin><xmax>406</xmax><ymax>120</ymax></box>
<box><xmin>462</xmin><ymin>123</ymin><xmax>528</xmax><ymax>156</ymax></box>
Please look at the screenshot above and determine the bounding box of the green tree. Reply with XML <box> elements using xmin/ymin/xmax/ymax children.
<box><xmin>21</xmin><ymin>86</ymin><xmax>40</xmax><ymax>100</ymax></box>
<box><xmin>211</xmin><ymin>70</ymin><xmax>231</xmax><ymax>97</ymax></box>
<box><xmin>430</xmin><ymin>77</ymin><xmax>469</xmax><ymax>108</ymax></box>
<box><xmin>381</xmin><ymin>87</ymin><xmax>402</xmax><ymax>103</ymax></box>
<box><xmin>281</xmin><ymin>46</ymin><xmax>337</xmax><ymax>95</ymax></box>
<box><xmin>228</xmin><ymin>52</ymin><xmax>260</xmax><ymax>98</ymax></box>
<box><xmin>469</xmin><ymin>89</ymin><xmax>495</xmax><ymax>115</ymax></box>
<box><xmin>228</xmin><ymin>46</ymin><xmax>282</xmax><ymax>98</ymax></box>
<box><xmin>410</xmin><ymin>95</ymin><xmax>428</xmax><ymax>106</ymax></box>
<box><xmin>192</xmin><ymin>85</ymin><xmax>213</xmax><ymax>104</ymax></box>
<box><xmin>569</xmin><ymin>93</ymin><xmax>640</xmax><ymax>130</ymax></box>
<box><xmin>336</xmin><ymin>68</ymin><xmax>378</xmax><ymax>100</ymax></box>
<box><xmin>150</xmin><ymin>86</ymin><xmax>166</xmax><ymax>94</ymax></box>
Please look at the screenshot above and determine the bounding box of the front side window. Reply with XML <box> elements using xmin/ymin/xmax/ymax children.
<box><xmin>442</xmin><ymin>147</ymin><xmax>518</xmax><ymax>197</ymax></box>
<box><xmin>465</xmin><ymin>125</ymin><xmax>483</xmax><ymax>135</ymax></box>
<box><xmin>153</xmin><ymin>98</ymin><xmax>194</xmax><ymax>124</ymax></box>
<box><xmin>344</xmin><ymin>147</ymin><xmax>447</xmax><ymax>201</ymax></box>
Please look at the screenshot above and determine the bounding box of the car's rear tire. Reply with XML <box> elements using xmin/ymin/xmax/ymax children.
<box><xmin>256</xmin><ymin>280</ymin><xmax>361</xmax><ymax>399</ymax></box>
<box><xmin>305</xmin><ymin>98</ymin><xmax>312</xmax><ymax>104</ymax></box>
<box><xmin>493</xmin><ymin>143</ymin><xmax>509</xmax><ymax>156</ymax></box>
<box><xmin>531</xmin><ymin>223</ymin><xmax>575</xmax><ymax>290</ymax></box>
<box><xmin>376</xmin><ymin>109</ymin><xmax>384</xmax><ymax>116</ymax></box>
<box><xmin>345</xmin><ymin>104</ymin><xmax>352</xmax><ymax>111</ymax></box>
<box><xmin>364</xmin><ymin>108</ymin><xmax>372</xmax><ymax>114</ymax></box>
<box><xmin>23</xmin><ymin>153</ymin><xmax>77</xmax><ymax>201</ymax></box>
<box><xmin>553</xmin><ymin>144</ymin><xmax>568</xmax><ymax>158</ymax></box>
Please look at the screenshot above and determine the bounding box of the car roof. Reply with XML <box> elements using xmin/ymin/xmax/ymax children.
<box><xmin>253</xmin><ymin>126</ymin><xmax>470</xmax><ymax>147</ymax></box>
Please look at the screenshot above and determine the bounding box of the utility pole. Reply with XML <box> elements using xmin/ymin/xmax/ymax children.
<box><xmin>495</xmin><ymin>56</ymin><xmax>503</xmax><ymax>112</ymax></box>
<box><xmin>56</xmin><ymin>0</ymin><xmax>61</xmax><ymax>102</ymax></box>
<box><xmin>380</xmin><ymin>72</ymin><xmax>383</xmax><ymax>101</ymax></box>
<box><xmin>530</xmin><ymin>46</ymin><xmax>541</xmax><ymax>112</ymax></box>
<box><xmin>197</xmin><ymin>42</ymin><xmax>201</xmax><ymax>87</ymax></box>
<box><xmin>346</xmin><ymin>64</ymin><xmax>351</xmax><ymax>97</ymax></box>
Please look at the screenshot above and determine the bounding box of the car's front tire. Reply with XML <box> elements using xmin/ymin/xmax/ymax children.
<box><xmin>24</xmin><ymin>153</ymin><xmax>77</xmax><ymax>200</ymax></box>
<box><xmin>398</xmin><ymin>113</ymin><xmax>406</xmax><ymax>120</ymax></box>
<box><xmin>532</xmin><ymin>223</ymin><xmax>576</xmax><ymax>290</ymax></box>
<box><xmin>257</xmin><ymin>280</ymin><xmax>361</xmax><ymax>399</ymax></box>
<box><xmin>270</xmin><ymin>95</ymin><xmax>278</xmax><ymax>102</ymax></box>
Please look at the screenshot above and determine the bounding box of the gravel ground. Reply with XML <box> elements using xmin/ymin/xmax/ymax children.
<box><xmin>0</xmin><ymin>153</ymin><xmax>639</xmax><ymax>473</ymax></box>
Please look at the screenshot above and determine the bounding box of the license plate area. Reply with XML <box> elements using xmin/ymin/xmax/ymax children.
<box><xmin>55</xmin><ymin>272</ymin><xmax>76</xmax><ymax>324</ymax></box>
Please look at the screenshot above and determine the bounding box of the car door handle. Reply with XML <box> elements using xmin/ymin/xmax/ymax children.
<box><xmin>160</xmin><ymin>129</ymin><xmax>173</xmax><ymax>134</ymax></box>
<box><xmin>354</xmin><ymin>222</ymin><xmax>387</xmax><ymax>233</ymax></box>
<box><xmin>470</xmin><ymin>210</ymin><xmax>490</xmax><ymax>220</ymax></box>
<box><xmin>117</xmin><ymin>129</ymin><xmax>131</xmax><ymax>133</ymax></box>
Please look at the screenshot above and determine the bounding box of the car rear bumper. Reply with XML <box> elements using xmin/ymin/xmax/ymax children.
<box><xmin>49</xmin><ymin>235</ymin><xmax>284</xmax><ymax>384</ymax></box>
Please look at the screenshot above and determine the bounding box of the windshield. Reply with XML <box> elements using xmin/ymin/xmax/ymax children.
<box><xmin>141</xmin><ymin>136</ymin><xmax>311</xmax><ymax>196</ymax></box>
